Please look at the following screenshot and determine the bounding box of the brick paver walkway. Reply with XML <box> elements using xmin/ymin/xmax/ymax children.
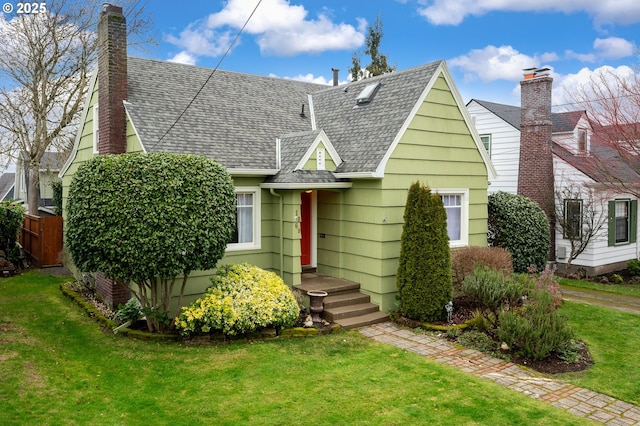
<box><xmin>359</xmin><ymin>322</ymin><xmax>640</xmax><ymax>425</ymax></box>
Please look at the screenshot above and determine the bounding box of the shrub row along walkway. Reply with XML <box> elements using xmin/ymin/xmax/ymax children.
<box><xmin>359</xmin><ymin>322</ymin><xmax>640</xmax><ymax>425</ymax></box>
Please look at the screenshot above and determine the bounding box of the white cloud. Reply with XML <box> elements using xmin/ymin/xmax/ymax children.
<box><xmin>416</xmin><ymin>0</ymin><xmax>640</xmax><ymax>26</ymax></box>
<box><xmin>270</xmin><ymin>73</ymin><xmax>332</xmax><ymax>85</ymax></box>
<box><xmin>565</xmin><ymin>50</ymin><xmax>596</xmax><ymax>62</ymax></box>
<box><xmin>448</xmin><ymin>45</ymin><xmax>555</xmax><ymax>82</ymax></box>
<box><xmin>553</xmin><ymin>65</ymin><xmax>638</xmax><ymax>107</ymax></box>
<box><xmin>165</xmin><ymin>0</ymin><xmax>365</xmax><ymax>63</ymax></box>
<box><xmin>593</xmin><ymin>37</ymin><xmax>636</xmax><ymax>59</ymax></box>
<box><xmin>168</xmin><ymin>51</ymin><xmax>197</xmax><ymax>66</ymax></box>
<box><xmin>164</xmin><ymin>25</ymin><xmax>234</xmax><ymax>58</ymax></box>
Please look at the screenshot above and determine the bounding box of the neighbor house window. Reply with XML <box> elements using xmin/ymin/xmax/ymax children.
<box><xmin>563</xmin><ymin>199</ymin><xmax>582</xmax><ymax>239</ymax></box>
<box><xmin>93</xmin><ymin>104</ymin><xmax>99</xmax><ymax>154</ymax></box>
<box><xmin>577</xmin><ymin>128</ymin><xmax>587</xmax><ymax>153</ymax></box>
<box><xmin>438</xmin><ymin>189</ymin><xmax>469</xmax><ymax>247</ymax></box>
<box><xmin>480</xmin><ymin>134</ymin><xmax>491</xmax><ymax>157</ymax></box>
<box><xmin>227</xmin><ymin>187</ymin><xmax>261</xmax><ymax>251</ymax></box>
<box><xmin>608</xmin><ymin>199</ymin><xmax>637</xmax><ymax>246</ymax></box>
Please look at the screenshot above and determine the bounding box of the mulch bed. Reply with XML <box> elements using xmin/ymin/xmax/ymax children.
<box><xmin>394</xmin><ymin>296</ymin><xmax>594</xmax><ymax>375</ymax></box>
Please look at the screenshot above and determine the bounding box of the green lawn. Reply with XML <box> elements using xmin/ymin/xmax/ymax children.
<box><xmin>559</xmin><ymin>301</ymin><xmax>640</xmax><ymax>405</ymax></box>
<box><xmin>559</xmin><ymin>278</ymin><xmax>640</xmax><ymax>297</ymax></box>
<box><xmin>0</xmin><ymin>272</ymin><xmax>591</xmax><ymax>425</ymax></box>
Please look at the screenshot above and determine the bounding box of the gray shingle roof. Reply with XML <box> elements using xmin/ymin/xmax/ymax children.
<box><xmin>124</xmin><ymin>57</ymin><xmax>444</xmax><ymax>177</ymax></box>
<box><xmin>0</xmin><ymin>172</ymin><xmax>14</xmax><ymax>200</ymax></box>
<box><xmin>125</xmin><ymin>57</ymin><xmax>326</xmax><ymax>170</ymax></box>
<box><xmin>313</xmin><ymin>62</ymin><xmax>441</xmax><ymax>174</ymax></box>
<box><xmin>264</xmin><ymin>130</ymin><xmax>348</xmax><ymax>184</ymax></box>
<box><xmin>470</xmin><ymin>99</ymin><xmax>586</xmax><ymax>133</ymax></box>
<box><xmin>554</xmin><ymin>128</ymin><xmax>640</xmax><ymax>185</ymax></box>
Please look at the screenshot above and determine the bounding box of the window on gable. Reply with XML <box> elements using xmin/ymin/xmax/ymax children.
<box><xmin>93</xmin><ymin>104</ymin><xmax>99</xmax><ymax>154</ymax></box>
<box><xmin>578</xmin><ymin>128</ymin><xmax>587</xmax><ymax>153</ymax></box>
<box><xmin>439</xmin><ymin>190</ymin><xmax>469</xmax><ymax>247</ymax></box>
<box><xmin>480</xmin><ymin>134</ymin><xmax>491</xmax><ymax>157</ymax></box>
<box><xmin>608</xmin><ymin>199</ymin><xmax>637</xmax><ymax>246</ymax></box>
<box><xmin>227</xmin><ymin>187</ymin><xmax>261</xmax><ymax>251</ymax></box>
<box><xmin>563</xmin><ymin>199</ymin><xmax>582</xmax><ymax>239</ymax></box>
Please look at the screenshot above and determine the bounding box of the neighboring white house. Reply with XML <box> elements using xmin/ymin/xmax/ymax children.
<box><xmin>467</xmin><ymin>97</ymin><xmax>640</xmax><ymax>275</ymax></box>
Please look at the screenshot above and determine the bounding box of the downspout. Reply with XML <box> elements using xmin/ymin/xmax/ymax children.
<box><xmin>270</xmin><ymin>188</ymin><xmax>284</xmax><ymax>277</ymax></box>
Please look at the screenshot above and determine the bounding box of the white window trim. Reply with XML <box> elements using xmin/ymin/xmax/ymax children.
<box><xmin>436</xmin><ymin>188</ymin><xmax>469</xmax><ymax>248</ymax></box>
<box><xmin>92</xmin><ymin>104</ymin><xmax>99</xmax><ymax>154</ymax></box>
<box><xmin>226</xmin><ymin>186</ymin><xmax>261</xmax><ymax>252</ymax></box>
<box><xmin>480</xmin><ymin>134</ymin><xmax>491</xmax><ymax>158</ymax></box>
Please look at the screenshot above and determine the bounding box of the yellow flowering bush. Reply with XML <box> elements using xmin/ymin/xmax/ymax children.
<box><xmin>175</xmin><ymin>263</ymin><xmax>299</xmax><ymax>337</ymax></box>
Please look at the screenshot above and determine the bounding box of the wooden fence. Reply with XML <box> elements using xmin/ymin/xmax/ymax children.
<box><xmin>20</xmin><ymin>214</ymin><xmax>63</xmax><ymax>267</ymax></box>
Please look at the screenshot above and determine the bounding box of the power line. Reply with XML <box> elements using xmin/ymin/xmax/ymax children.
<box><xmin>149</xmin><ymin>0</ymin><xmax>263</xmax><ymax>151</ymax></box>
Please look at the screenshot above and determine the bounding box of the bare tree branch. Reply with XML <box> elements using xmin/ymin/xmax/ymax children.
<box><xmin>0</xmin><ymin>0</ymin><xmax>151</xmax><ymax>212</ymax></box>
<box><xmin>554</xmin><ymin>174</ymin><xmax>608</xmax><ymax>270</ymax></box>
<box><xmin>568</xmin><ymin>63</ymin><xmax>640</xmax><ymax>198</ymax></box>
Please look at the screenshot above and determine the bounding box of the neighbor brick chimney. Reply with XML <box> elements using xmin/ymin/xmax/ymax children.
<box><xmin>96</xmin><ymin>4</ymin><xmax>130</xmax><ymax>307</ymax></box>
<box><xmin>518</xmin><ymin>69</ymin><xmax>556</xmax><ymax>263</ymax></box>
<box><xmin>98</xmin><ymin>3</ymin><xmax>127</xmax><ymax>155</ymax></box>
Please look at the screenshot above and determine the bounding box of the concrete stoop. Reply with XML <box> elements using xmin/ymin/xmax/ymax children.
<box><xmin>296</xmin><ymin>273</ymin><xmax>389</xmax><ymax>329</ymax></box>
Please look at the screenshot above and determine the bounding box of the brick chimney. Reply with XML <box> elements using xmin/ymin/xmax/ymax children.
<box><xmin>98</xmin><ymin>3</ymin><xmax>127</xmax><ymax>155</ymax></box>
<box><xmin>518</xmin><ymin>68</ymin><xmax>555</xmax><ymax>263</ymax></box>
<box><xmin>95</xmin><ymin>4</ymin><xmax>130</xmax><ymax>307</ymax></box>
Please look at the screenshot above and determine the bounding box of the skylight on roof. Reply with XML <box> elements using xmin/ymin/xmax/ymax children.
<box><xmin>355</xmin><ymin>82</ymin><xmax>381</xmax><ymax>105</ymax></box>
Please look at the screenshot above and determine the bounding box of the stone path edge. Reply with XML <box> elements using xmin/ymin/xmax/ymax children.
<box><xmin>359</xmin><ymin>322</ymin><xmax>640</xmax><ymax>425</ymax></box>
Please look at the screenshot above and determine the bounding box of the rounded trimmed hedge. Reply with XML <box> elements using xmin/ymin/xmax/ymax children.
<box><xmin>66</xmin><ymin>153</ymin><xmax>236</xmax><ymax>282</ymax></box>
<box><xmin>488</xmin><ymin>191</ymin><xmax>550</xmax><ymax>273</ymax></box>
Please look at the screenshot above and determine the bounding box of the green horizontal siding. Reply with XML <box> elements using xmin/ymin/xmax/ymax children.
<box><xmin>317</xmin><ymin>72</ymin><xmax>489</xmax><ymax>313</ymax></box>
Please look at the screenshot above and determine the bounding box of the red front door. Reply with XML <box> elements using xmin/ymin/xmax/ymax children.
<box><xmin>300</xmin><ymin>191</ymin><xmax>311</xmax><ymax>267</ymax></box>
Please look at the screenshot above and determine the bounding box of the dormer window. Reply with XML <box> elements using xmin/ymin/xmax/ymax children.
<box><xmin>578</xmin><ymin>128</ymin><xmax>587</xmax><ymax>153</ymax></box>
<box><xmin>355</xmin><ymin>82</ymin><xmax>381</xmax><ymax>105</ymax></box>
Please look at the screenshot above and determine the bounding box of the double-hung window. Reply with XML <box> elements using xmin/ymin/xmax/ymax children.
<box><xmin>480</xmin><ymin>134</ymin><xmax>491</xmax><ymax>158</ymax></box>
<box><xmin>563</xmin><ymin>199</ymin><xmax>582</xmax><ymax>239</ymax></box>
<box><xmin>438</xmin><ymin>189</ymin><xmax>469</xmax><ymax>247</ymax></box>
<box><xmin>577</xmin><ymin>128</ymin><xmax>587</xmax><ymax>153</ymax></box>
<box><xmin>227</xmin><ymin>187</ymin><xmax>261</xmax><ymax>251</ymax></box>
<box><xmin>608</xmin><ymin>199</ymin><xmax>637</xmax><ymax>246</ymax></box>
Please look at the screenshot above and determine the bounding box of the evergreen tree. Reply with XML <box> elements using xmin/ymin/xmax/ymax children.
<box><xmin>396</xmin><ymin>182</ymin><xmax>452</xmax><ymax>321</ymax></box>
<box><xmin>349</xmin><ymin>14</ymin><xmax>396</xmax><ymax>81</ymax></box>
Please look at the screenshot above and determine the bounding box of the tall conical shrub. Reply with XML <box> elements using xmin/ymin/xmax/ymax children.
<box><xmin>396</xmin><ymin>182</ymin><xmax>452</xmax><ymax>321</ymax></box>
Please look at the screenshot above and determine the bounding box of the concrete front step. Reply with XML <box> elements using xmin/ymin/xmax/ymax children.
<box><xmin>296</xmin><ymin>274</ymin><xmax>389</xmax><ymax>329</ymax></box>
<box><xmin>296</xmin><ymin>274</ymin><xmax>360</xmax><ymax>296</ymax></box>
<box><xmin>335</xmin><ymin>311</ymin><xmax>390</xmax><ymax>330</ymax></box>
<box><xmin>324</xmin><ymin>302</ymin><xmax>380</xmax><ymax>322</ymax></box>
<box><xmin>324</xmin><ymin>292</ymin><xmax>371</xmax><ymax>310</ymax></box>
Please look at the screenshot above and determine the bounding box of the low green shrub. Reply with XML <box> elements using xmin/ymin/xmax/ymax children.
<box><xmin>115</xmin><ymin>298</ymin><xmax>143</xmax><ymax>325</ymax></box>
<box><xmin>0</xmin><ymin>201</ymin><xmax>25</xmax><ymax>263</ymax></box>
<box><xmin>457</xmin><ymin>330</ymin><xmax>498</xmax><ymax>354</ymax></box>
<box><xmin>610</xmin><ymin>273</ymin><xmax>624</xmax><ymax>284</ymax></box>
<box><xmin>627</xmin><ymin>259</ymin><xmax>640</xmax><ymax>276</ymax></box>
<box><xmin>497</xmin><ymin>290</ymin><xmax>573</xmax><ymax>361</ymax></box>
<box><xmin>556</xmin><ymin>339</ymin><xmax>584</xmax><ymax>364</ymax></box>
<box><xmin>176</xmin><ymin>263</ymin><xmax>299</xmax><ymax>337</ymax></box>
<box><xmin>529</xmin><ymin>268</ymin><xmax>563</xmax><ymax>309</ymax></box>
<box><xmin>451</xmin><ymin>246</ymin><xmax>513</xmax><ymax>295</ymax></box>
<box><xmin>461</xmin><ymin>266</ymin><xmax>526</xmax><ymax>329</ymax></box>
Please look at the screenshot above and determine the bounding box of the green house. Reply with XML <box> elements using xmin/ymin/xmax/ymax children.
<box><xmin>60</xmin><ymin>5</ymin><xmax>495</xmax><ymax>327</ymax></box>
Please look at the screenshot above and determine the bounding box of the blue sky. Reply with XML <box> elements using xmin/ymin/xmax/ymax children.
<box><xmin>132</xmin><ymin>0</ymin><xmax>640</xmax><ymax>109</ymax></box>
